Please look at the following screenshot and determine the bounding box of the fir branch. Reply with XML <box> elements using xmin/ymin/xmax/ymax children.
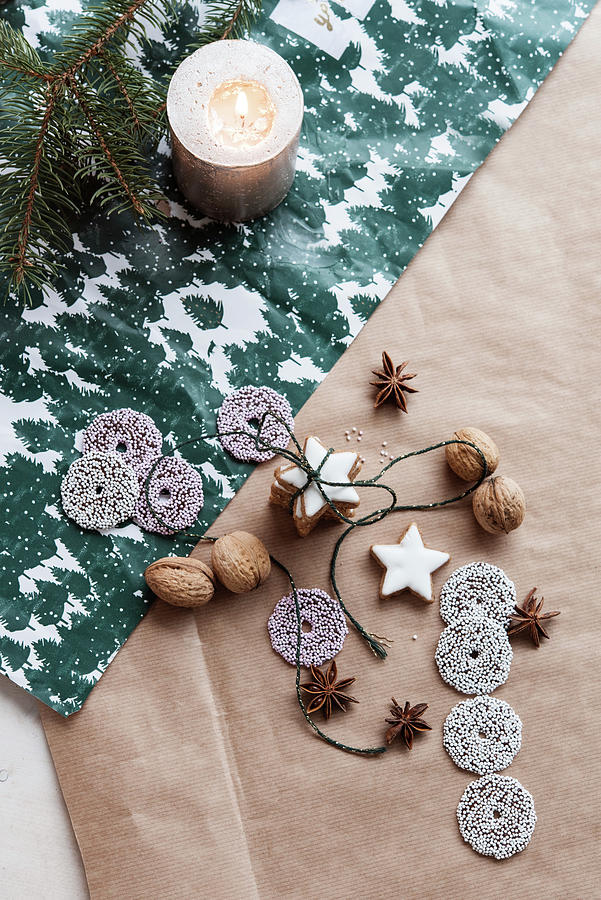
<box><xmin>0</xmin><ymin>76</ymin><xmax>76</xmax><ymax>301</ymax></box>
<box><xmin>97</xmin><ymin>48</ymin><xmax>167</xmax><ymax>140</ymax></box>
<box><xmin>56</xmin><ymin>0</ymin><xmax>169</xmax><ymax>75</ymax></box>
<box><xmin>99</xmin><ymin>51</ymin><xmax>142</xmax><ymax>130</ymax></box>
<box><xmin>69</xmin><ymin>73</ymin><xmax>163</xmax><ymax>216</ymax></box>
<box><xmin>12</xmin><ymin>85</ymin><xmax>63</xmax><ymax>288</ymax></box>
<box><xmin>0</xmin><ymin>25</ymin><xmax>51</xmax><ymax>82</ymax></box>
<box><xmin>193</xmin><ymin>0</ymin><xmax>263</xmax><ymax>48</ymax></box>
<box><xmin>66</xmin><ymin>75</ymin><xmax>146</xmax><ymax>215</ymax></box>
<box><xmin>0</xmin><ymin>62</ymin><xmax>52</xmax><ymax>81</ymax></box>
<box><xmin>0</xmin><ymin>0</ymin><xmax>264</xmax><ymax>303</ymax></box>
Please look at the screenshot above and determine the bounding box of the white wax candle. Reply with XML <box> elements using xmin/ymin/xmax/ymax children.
<box><xmin>167</xmin><ymin>40</ymin><xmax>304</xmax><ymax>222</ymax></box>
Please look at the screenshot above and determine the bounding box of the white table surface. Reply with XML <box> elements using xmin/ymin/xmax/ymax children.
<box><xmin>0</xmin><ymin>679</ymin><xmax>87</xmax><ymax>898</ymax></box>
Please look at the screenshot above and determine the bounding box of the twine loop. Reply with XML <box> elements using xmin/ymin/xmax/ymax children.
<box><xmin>138</xmin><ymin>408</ymin><xmax>489</xmax><ymax>755</ymax></box>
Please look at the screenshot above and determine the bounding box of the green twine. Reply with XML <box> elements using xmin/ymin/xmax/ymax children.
<box><xmin>328</xmin><ymin>439</ymin><xmax>489</xmax><ymax>658</ymax></box>
<box><xmin>138</xmin><ymin>411</ymin><xmax>489</xmax><ymax>755</ymax></box>
<box><xmin>270</xmin><ymin>555</ymin><xmax>387</xmax><ymax>756</ymax></box>
<box><xmin>188</xmin><ymin>535</ymin><xmax>386</xmax><ymax>756</ymax></box>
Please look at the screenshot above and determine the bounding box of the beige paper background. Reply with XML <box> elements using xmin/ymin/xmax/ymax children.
<box><xmin>42</xmin><ymin>7</ymin><xmax>601</xmax><ymax>898</ymax></box>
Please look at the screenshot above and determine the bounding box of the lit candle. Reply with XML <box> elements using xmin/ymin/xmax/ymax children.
<box><xmin>167</xmin><ymin>40</ymin><xmax>304</xmax><ymax>222</ymax></box>
<box><xmin>209</xmin><ymin>79</ymin><xmax>275</xmax><ymax>149</ymax></box>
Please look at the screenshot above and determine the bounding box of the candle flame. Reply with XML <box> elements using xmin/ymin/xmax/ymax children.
<box><xmin>235</xmin><ymin>89</ymin><xmax>249</xmax><ymax>120</ymax></box>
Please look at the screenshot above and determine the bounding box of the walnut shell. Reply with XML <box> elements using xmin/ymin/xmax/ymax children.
<box><xmin>445</xmin><ymin>427</ymin><xmax>500</xmax><ymax>482</ymax></box>
<box><xmin>211</xmin><ymin>531</ymin><xmax>271</xmax><ymax>594</ymax></box>
<box><xmin>472</xmin><ymin>475</ymin><xmax>526</xmax><ymax>535</ymax></box>
<box><xmin>144</xmin><ymin>556</ymin><xmax>215</xmax><ymax>607</ymax></box>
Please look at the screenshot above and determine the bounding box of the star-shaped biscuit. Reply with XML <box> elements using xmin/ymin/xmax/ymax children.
<box><xmin>370</xmin><ymin>523</ymin><xmax>450</xmax><ymax>602</ymax></box>
<box><xmin>270</xmin><ymin>435</ymin><xmax>361</xmax><ymax>537</ymax></box>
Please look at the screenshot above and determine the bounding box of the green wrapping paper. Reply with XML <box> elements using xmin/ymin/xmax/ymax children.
<box><xmin>0</xmin><ymin>0</ymin><xmax>593</xmax><ymax>714</ymax></box>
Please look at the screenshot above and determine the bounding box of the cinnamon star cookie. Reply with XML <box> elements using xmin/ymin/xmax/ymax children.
<box><xmin>270</xmin><ymin>435</ymin><xmax>361</xmax><ymax>537</ymax></box>
<box><xmin>370</xmin><ymin>523</ymin><xmax>450</xmax><ymax>602</ymax></box>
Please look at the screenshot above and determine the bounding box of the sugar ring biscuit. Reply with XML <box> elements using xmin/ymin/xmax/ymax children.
<box><xmin>439</xmin><ymin>561</ymin><xmax>516</xmax><ymax>626</ymax></box>
<box><xmin>457</xmin><ymin>774</ymin><xmax>536</xmax><ymax>859</ymax></box>
<box><xmin>443</xmin><ymin>695</ymin><xmax>522</xmax><ymax>775</ymax></box>
<box><xmin>61</xmin><ymin>451</ymin><xmax>138</xmax><ymax>531</ymax></box>
<box><xmin>135</xmin><ymin>456</ymin><xmax>204</xmax><ymax>535</ymax></box>
<box><xmin>83</xmin><ymin>408</ymin><xmax>163</xmax><ymax>478</ymax></box>
<box><xmin>267</xmin><ymin>587</ymin><xmax>348</xmax><ymax>667</ymax></box>
<box><xmin>217</xmin><ymin>386</ymin><xmax>294</xmax><ymax>463</ymax></box>
<box><xmin>435</xmin><ymin>616</ymin><xmax>513</xmax><ymax>694</ymax></box>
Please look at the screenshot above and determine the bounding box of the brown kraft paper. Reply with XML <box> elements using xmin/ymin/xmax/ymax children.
<box><xmin>41</xmin><ymin>7</ymin><xmax>601</xmax><ymax>898</ymax></box>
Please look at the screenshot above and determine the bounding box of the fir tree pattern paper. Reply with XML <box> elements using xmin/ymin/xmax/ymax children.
<box><xmin>0</xmin><ymin>0</ymin><xmax>593</xmax><ymax>715</ymax></box>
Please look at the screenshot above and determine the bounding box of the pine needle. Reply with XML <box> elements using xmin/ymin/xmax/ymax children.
<box><xmin>195</xmin><ymin>0</ymin><xmax>264</xmax><ymax>46</ymax></box>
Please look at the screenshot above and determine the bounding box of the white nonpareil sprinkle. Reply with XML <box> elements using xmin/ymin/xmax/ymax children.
<box><xmin>457</xmin><ymin>774</ymin><xmax>536</xmax><ymax>859</ymax></box>
<box><xmin>267</xmin><ymin>587</ymin><xmax>348</xmax><ymax>667</ymax></box>
<box><xmin>443</xmin><ymin>696</ymin><xmax>522</xmax><ymax>775</ymax></box>
<box><xmin>435</xmin><ymin>617</ymin><xmax>513</xmax><ymax>694</ymax></box>
<box><xmin>61</xmin><ymin>451</ymin><xmax>139</xmax><ymax>531</ymax></box>
<box><xmin>440</xmin><ymin>561</ymin><xmax>516</xmax><ymax>627</ymax></box>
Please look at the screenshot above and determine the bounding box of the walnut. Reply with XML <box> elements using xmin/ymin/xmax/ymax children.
<box><xmin>472</xmin><ymin>475</ymin><xmax>526</xmax><ymax>534</ymax></box>
<box><xmin>211</xmin><ymin>531</ymin><xmax>271</xmax><ymax>593</ymax></box>
<box><xmin>445</xmin><ymin>427</ymin><xmax>499</xmax><ymax>482</ymax></box>
<box><xmin>144</xmin><ymin>556</ymin><xmax>215</xmax><ymax>607</ymax></box>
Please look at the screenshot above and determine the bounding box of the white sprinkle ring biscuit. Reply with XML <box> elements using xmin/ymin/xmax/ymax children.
<box><xmin>435</xmin><ymin>617</ymin><xmax>513</xmax><ymax>694</ymax></box>
<box><xmin>61</xmin><ymin>451</ymin><xmax>138</xmax><ymax>531</ymax></box>
<box><xmin>440</xmin><ymin>561</ymin><xmax>516</xmax><ymax>626</ymax></box>
<box><xmin>443</xmin><ymin>696</ymin><xmax>522</xmax><ymax>775</ymax></box>
<box><xmin>457</xmin><ymin>774</ymin><xmax>536</xmax><ymax>859</ymax></box>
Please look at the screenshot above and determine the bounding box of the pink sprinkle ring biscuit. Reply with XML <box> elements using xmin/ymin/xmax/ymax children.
<box><xmin>268</xmin><ymin>588</ymin><xmax>348</xmax><ymax>667</ymax></box>
<box><xmin>135</xmin><ymin>456</ymin><xmax>204</xmax><ymax>535</ymax></box>
<box><xmin>83</xmin><ymin>408</ymin><xmax>163</xmax><ymax>478</ymax></box>
<box><xmin>217</xmin><ymin>386</ymin><xmax>294</xmax><ymax>463</ymax></box>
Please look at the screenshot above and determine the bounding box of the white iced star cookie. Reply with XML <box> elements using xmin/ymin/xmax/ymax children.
<box><xmin>370</xmin><ymin>523</ymin><xmax>450</xmax><ymax>602</ymax></box>
<box><xmin>270</xmin><ymin>435</ymin><xmax>361</xmax><ymax>537</ymax></box>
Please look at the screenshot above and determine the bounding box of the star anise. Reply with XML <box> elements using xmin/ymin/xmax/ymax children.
<box><xmin>508</xmin><ymin>588</ymin><xmax>560</xmax><ymax>648</ymax></box>
<box><xmin>371</xmin><ymin>352</ymin><xmax>418</xmax><ymax>411</ymax></box>
<box><xmin>385</xmin><ymin>698</ymin><xmax>432</xmax><ymax>749</ymax></box>
<box><xmin>300</xmin><ymin>660</ymin><xmax>358</xmax><ymax>719</ymax></box>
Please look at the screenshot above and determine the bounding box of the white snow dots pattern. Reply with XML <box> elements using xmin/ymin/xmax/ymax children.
<box><xmin>0</xmin><ymin>0</ymin><xmax>593</xmax><ymax>714</ymax></box>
